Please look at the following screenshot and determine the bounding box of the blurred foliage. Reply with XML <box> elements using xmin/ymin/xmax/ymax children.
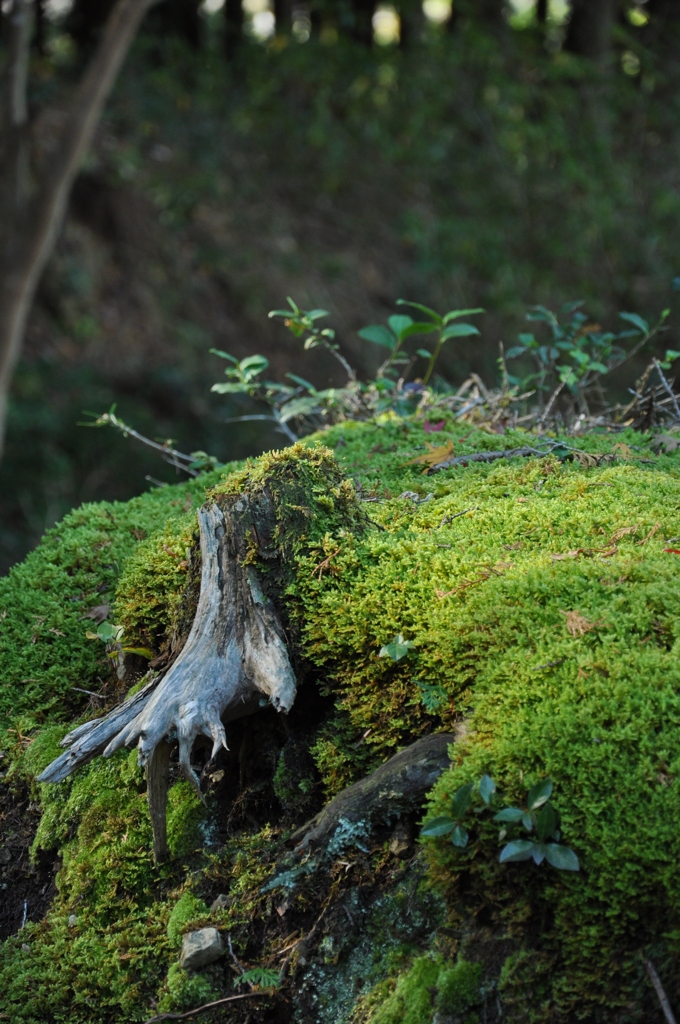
<box><xmin>5</xmin><ymin>9</ymin><xmax>680</xmax><ymax>572</ymax></box>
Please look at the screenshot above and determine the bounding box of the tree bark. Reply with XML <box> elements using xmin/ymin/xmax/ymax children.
<box><xmin>563</xmin><ymin>0</ymin><xmax>616</xmax><ymax>63</ymax></box>
<box><xmin>290</xmin><ymin>733</ymin><xmax>455</xmax><ymax>855</ymax></box>
<box><xmin>0</xmin><ymin>0</ymin><xmax>160</xmax><ymax>464</ymax></box>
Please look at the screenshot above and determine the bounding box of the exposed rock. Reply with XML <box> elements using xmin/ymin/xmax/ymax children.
<box><xmin>179</xmin><ymin>927</ymin><xmax>223</xmax><ymax>970</ymax></box>
<box><xmin>210</xmin><ymin>893</ymin><xmax>231</xmax><ymax>911</ymax></box>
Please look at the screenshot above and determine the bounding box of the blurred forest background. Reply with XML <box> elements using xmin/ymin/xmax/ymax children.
<box><xmin>1</xmin><ymin>0</ymin><xmax>679</xmax><ymax>573</ymax></box>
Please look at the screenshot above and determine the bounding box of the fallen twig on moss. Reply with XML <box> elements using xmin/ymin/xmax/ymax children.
<box><xmin>644</xmin><ymin>958</ymin><xmax>677</xmax><ymax>1024</ymax></box>
<box><xmin>142</xmin><ymin>992</ymin><xmax>269</xmax><ymax>1023</ymax></box>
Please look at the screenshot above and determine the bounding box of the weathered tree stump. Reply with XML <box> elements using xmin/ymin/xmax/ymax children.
<box><xmin>39</xmin><ymin>445</ymin><xmax>366</xmax><ymax>860</ymax></box>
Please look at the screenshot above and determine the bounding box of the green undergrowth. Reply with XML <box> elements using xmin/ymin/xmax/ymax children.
<box><xmin>1</xmin><ymin>417</ymin><xmax>680</xmax><ymax>1021</ymax></box>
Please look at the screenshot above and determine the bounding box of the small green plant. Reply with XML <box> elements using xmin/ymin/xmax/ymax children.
<box><xmin>379</xmin><ymin>634</ymin><xmax>416</xmax><ymax>661</ymax></box>
<box><xmin>506</xmin><ymin>302</ymin><xmax>669</xmax><ymax>414</ymax></box>
<box><xmin>494</xmin><ymin>777</ymin><xmax>580</xmax><ymax>870</ymax></box>
<box><xmin>85</xmin><ymin>620</ymin><xmax>154</xmax><ymax>668</ymax></box>
<box><xmin>359</xmin><ymin>300</ymin><xmax>483</xmax><ymax>385</ymax></box>
<box><xmin>210</xmin><ymin>347</ymin><xmax>348</xmax><ymax>442</ymax></box>
<box><xmin>238</xmin><ymin>967</ymin><xmax>282</xmax><ymax>989</ymax></box>
<box><xmin>422</xmin><ymin>775</ymin><xmax>580</xmax><ymax>871</ymax></box>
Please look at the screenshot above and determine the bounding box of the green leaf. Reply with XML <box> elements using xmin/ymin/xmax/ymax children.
<box><xmin>211</xmin><ymin>383</ymin><xmax>250</xmax><ymax>394</ymax></box>
<box><xmin>209</xmin><ymin>348</ymin><xmax>238</xmax><ymax>363</ymax></box>
<box><xmin>121</xmin><ymin>646</ymin><xmax>155</xmax><ymax>659</ymax></box>
<box><xmin>396</xmin><ymin>299</ymin><xmax>442</xmax><ymax>324</ymax></box>
<box><xmin>478</xmin><ymin>774</ymin><xmax>496</xmax><ymax>805</ymax></box>
<box><xmin>240</xmin><ymin>355</ymin><xmax>269</xmax><ymax>373</ymax></box>
<box><xmin>307</xmin><ymin>308</ymin><xmax>330</xmax><ymax>321</ymax></box>
<box><xmin>619</xmin><ymin>311</ymin><xmax>649</xmax><ymax>334</ymax></box>
<box><xmin>401</xmin><ymin>321</ymin><xmax>438</xmax><ymax>339</ymax></box>
<box><xmin>358</xmin><ymin>325</ymin><xmax>396</xmax><ymax>350</ymax></box>
<box><xmin>286</xmin><ymin>372</ymin><xmax>317</xmax><ymax>392</ymax></box>
<box><xmin>493</xmin><ymin>807</ymin><xmax>524</xmax><ymax>823</ymax></box>
<box><xmin>442</xmin><ymin>307</ymin><xmax>484</xmax><ymax>324</ymax></box>
<box><xmin>451</xmin><ymin>782</ymin><xmax>475</xmax><ymax>819</ymax></box>
<box><xmin>388</xmin><ymin>315</ymin><xmax>415</xmax><ymax>341</ymax></box>
<box><xmin>521</xmin><ymin>812</ymin><xmax>534</xmax><ymax>831</ymax></box>
<box><xmin>96</xmin><ymin>622</ymin><xmax>121</xmax><ymax>642</ymax></box>
<box><xmin>536</xmin><ymin>803</ymin><xmax>557</xmax><ymax>842</ymax></box>
<box><xmin>416</xmin><ymin>348</ymin><xmax>432</xmax><ymax>358</ymax></box>
<box><xmin>451</xmin><ymin>824</ymin><xmax>469</xmax><ymax>848</ymax></box>
<box><xmin>527</xmin><ymin>778</ymin><xmax>553</xmax><ymax>811</ymax></box>
<box><xmin>278</xmin><ymin>396</ymin><xmax>323</xmax><ymax>423</ymax></box>
<box><xmin>421</xmin><ymin>816</ymin><xmax>456</xmax><ymax>837</ymax></box>
<box><xmin>499</xmin><ymin>840</ymin><xmax>535</xmax><ymax>863</ymax></box>
<box><xmin>531</xmin><ymin>843</ymin><xmax>547</xmax><ymax>865</ymax></box>
<box><xmin>544</xmin><ymin>843</ymin><xmax>580</xmax><ymax>871</ymax></box>
<box><xmin>440</xmin><ymin>323</ymin><xmax>480</xmax><ymax>341</ymax></box>
<box><xmin>378</xmin><ymin>634</ymin><xmax>415</xmax><ymax>661</ymax></box>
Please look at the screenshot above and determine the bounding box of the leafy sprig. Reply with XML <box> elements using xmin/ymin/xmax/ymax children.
<box><xmin>422</xmin><ymin>775</ymin><xmax>580</xmax><ymax>872</ymax></box>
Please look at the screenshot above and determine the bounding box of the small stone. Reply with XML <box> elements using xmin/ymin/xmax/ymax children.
<box><xmin>0</xmin><ymin>848</ymin><xmax>11</xmax><ymax>864</ymax></box>
<box><xmin>210</xmin><ymin>893</ymin><xmax>231</xmax><ymax>912</ymax></box>
<box><xmin>179</xmin><ymin>927</ymin><xmax>223</xmax><ymax>970</ymax></box>
<box><xmin>68</xmin><ymin>914</ymin><xmax>77</xmax><ymax>927</ymax></box>
<box><xmin>21</xmin><ymin>944</ymin><xmax>30</xmax><ymax>953</ymax></box>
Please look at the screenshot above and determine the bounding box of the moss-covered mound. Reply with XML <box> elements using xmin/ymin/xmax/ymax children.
<box><xmin>1</xmin><ymin>417</ymin><xmax>679</xmax><ymax>1023</ymax></box>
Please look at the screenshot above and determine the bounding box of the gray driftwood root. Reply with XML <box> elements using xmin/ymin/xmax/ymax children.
<box><xmin>291</xmin><ymin>733</ymin><xmax>455</xmax><ymax>854</ymax></box>
<box><xmin>39</xmin><ymin>502</ymin><xmax>297</xmax><ymax>862</ymax></box>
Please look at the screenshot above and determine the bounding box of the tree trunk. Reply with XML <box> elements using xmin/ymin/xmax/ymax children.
<box><xmin>564</xmin><ymin>0</ymin><xmax>616</xmax><ymax>63</ymax></box>
<box><xmin>449</xmin><ymin>0</ymin><xmax>506</xmax><ymax>33</ymax></box>
<box><xmin>223</xmin><ymin>0</ymin><xmax>244</xmax><ymax>58</ymax></box>
<box><xmin>0</xmin><ymin>0</ymin><xmax>160</xmax><ymax>464</ymax></box>
<box><xmin>273</xmin><ymin>0</ymin><xmax>293</xmax><ymax>36</ymax></box>
<box><xmin>536</xmin><ymin>0</ymin><xmax>547</xmax><ymax>24</ymax></box>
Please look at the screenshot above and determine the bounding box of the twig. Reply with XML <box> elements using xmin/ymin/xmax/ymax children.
<box><xmin>644</xmin><ymin>958</ymin><xmax>677</xmax><ymax>1024</ymax></box>
<box><xmin>437</xmin><ymin>508</ymin><xmax>479</xmax><ymax>528</ymax></box>
<box><xmin>72</xmin><ymin>687</ymin><xmax>105</xmax><ymax>699</ymax></box>
<box><xmin>86</xmin><ymin>410</ymin><xmax>199</xmax><ymax>476</ymax></box>
<box><xmin>428</xmin><ymin>445</ymin><xmax>555</xmax><ymax>474</ymax></box>
<box><xmin>141</xmin><ymin>992</ymin><xmax>269</xmax><ymax>1024</ymax></box>
<box><xmin>538</xmin><ymin>380</ymin><xmax>566</xmax><ymax>426</ymax></box>
<box><xmin>278</xmin><ymin>903</ymin><xmax>331</xmax><ymax>981</ymax></box>
<box><xmin>653</xmin><ymin>360</ymin><xmax>680</xmax><ymax>423</ymax></box>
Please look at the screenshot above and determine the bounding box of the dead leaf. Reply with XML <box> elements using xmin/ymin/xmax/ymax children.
<box><xmin>612</xmin><ymin>442</ymin><xmax>635</xmax><ymax>461</ymax></box>
<box><xmin>610</xmin><ymin>525</ymin><xmax>638</xmax><ymax>543</ymax></box>
<box><xmin>552</xmin><ymin>549</ymin><xmax>588</xmax><ymax>561</ymax></box>
<box><xmin>638</xmin><ymin>523</ymin><xmax>661</xmax><ymax>546</ymax></box>
<box><xmin>575</xmin><ymin>452</ymin><xmax>601</xmax><ymax>468</ymax></box>
<box><xmin>83</xmin><ymin>604</ymin><xmax>111</xmax><ymax>624</ymax></box>
<box><xmin>653</xmin><ymin>433</ymin><xmax>680</xmax><ymax>453</ymax></box>
<box><xmin>407</xmin><ymin>439</ymin><xmax>455</xmax><ymax>471</ymax></box>
<box><xmin>562</xmin><ymin>610</ymin><xmax>599</xmax><ymax>637</ymax></box>
<box><xmin>517</xmin><ymin>497</ymin><xmax>530</xmax><ymax>504</ymax></box>
<box><xmin>598</xmin><ymin>545</ymin><xmax>618</xmax><ymax>558</ymax></box>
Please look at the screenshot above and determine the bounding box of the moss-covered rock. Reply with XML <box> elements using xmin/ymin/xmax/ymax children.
<box><xmin>1</xmin><ymin>418</ymin><xmax>679</xmax><ymax>1023</ymax></box>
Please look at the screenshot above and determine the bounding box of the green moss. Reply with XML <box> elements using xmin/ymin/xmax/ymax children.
<box><xmin>3</xmin><ymin>420</ymin><xmax>680</xmax><ymax>1022</ymax></box>
<box><xmin>156</xmin><ymin>963</ymin><xmax>218</xmax><ymax>1013</ymax></box>
<box><xmin>364</xmin><ymin>953</ymin><xmax>482</xmax><ymax>1024</ymax></box>
<box><xmin>166</xmin><ymin>892</ymin><xmax>209</xmax><ymax>947</ymax></box>
<box><xmin>166</xmin><ymin>781</ymin><xmax>207</xmax><ymax>860</ymax></box>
